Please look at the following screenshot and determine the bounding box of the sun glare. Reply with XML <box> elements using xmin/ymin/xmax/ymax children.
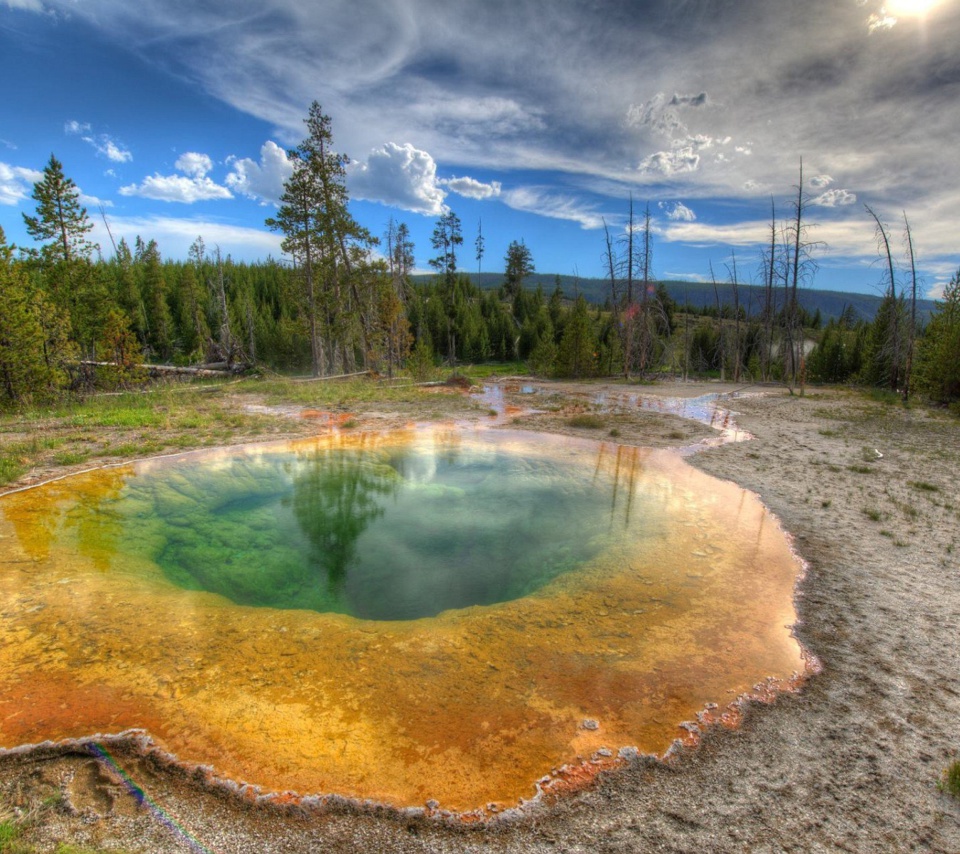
<box><xmin>886</xmin><ymin>0</ymin><xmax>945</xmax><ymax>17</ymax></box>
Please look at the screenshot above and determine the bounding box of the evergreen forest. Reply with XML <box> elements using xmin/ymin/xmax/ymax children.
<box><xmin>2</xmin><ymin>103</ymin><xmax>958</xmax><ymax>410</ymax></box>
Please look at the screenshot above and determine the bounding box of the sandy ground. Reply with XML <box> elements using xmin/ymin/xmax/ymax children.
<box><xmin>2</xmin><ymin>379</ymin><xmax>960</xmax><ymax>853</ymax></box>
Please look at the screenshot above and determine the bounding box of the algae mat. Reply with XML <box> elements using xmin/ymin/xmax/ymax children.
<box><xmin>0</xmin><ymin>428</ymin><xmax>809</xmax><ymax>813</ymax></box>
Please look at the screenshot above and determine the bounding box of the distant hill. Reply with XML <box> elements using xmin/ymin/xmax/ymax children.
<box><xmin>413</xmin><ymin>273</ymin><xmax>937</xmax><ymax>323</ymax></box>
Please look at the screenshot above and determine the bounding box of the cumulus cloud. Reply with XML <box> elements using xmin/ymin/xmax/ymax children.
<box><xmin>660</xmin><ymin>201</ymin><xmax>697</xmax><ymax>222</ymax></box>
<box><xmin>0</xmin><ymin>162</ymin><xmax>42</xmax><ymax>205</ymax></box>
<box><xmin>810</xmin><ymin>174</ymin><xmax>834</xmax><ymax>189</ymax></box>
<box><xmin>442</xmin><ymin>176</ymin><xmax>501</xmax><ymax>200</ymax></box>
<box><xmin>501</xmin><ymin>187</ymin><xmax>606</xmax><ymax>230</ymax></box>
<box><xmin>348</xmin><ymin>142</ymin><xmax>447</xmax><ymax>216</ymax></box>
<box><xmin>640</xmin><ymin>146</ymin><xmax>701</xmax><ymax>177</ymax></box>
<box><xmin>226</xmin><ymin>141</ymin><xmax>293</xmax><ymax>205</ymax></box>
<box><xmin>175</xmin><ymin>152</ymin><xmax>213</xmax><ymax>178</ymax></box>
<box><xmin>119</xmin><ymin>153</ymin><xmax>231</xmax><ymax>203</ymax></box>
<box><xmin>812</xmin><ymin>188</ymin><xmax>857</xmax><ymax>207</ymax></box>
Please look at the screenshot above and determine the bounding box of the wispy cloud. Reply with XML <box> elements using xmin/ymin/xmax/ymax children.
<box><xmin>90</xmin><ymin>215</ymin><xmax>282</xmax><ymax>261</ymax></box>
<box><xmin>65</xmin><ymin>119</ymin><xmax>132</xmax><ymax>163</ymax></box>
<box><xmin>501</xmin><ymin>187</ymin><xmax>608</xmax><ymax>230</ymax></box>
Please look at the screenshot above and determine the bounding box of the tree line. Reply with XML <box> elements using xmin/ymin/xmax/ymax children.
<box><xmin>1</xmin><ymin>104</ymin><xmax>958</xmax><ymax>409</ymax></box>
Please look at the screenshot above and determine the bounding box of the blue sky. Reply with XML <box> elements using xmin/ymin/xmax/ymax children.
<box><xmin>2</xmin><ymin>0</ymin><xmax>959</xmax><ymax>297</ymax></box>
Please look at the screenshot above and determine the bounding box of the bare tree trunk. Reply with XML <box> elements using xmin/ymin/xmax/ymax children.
<box><xmin>903</xmin><ymin>211</ymin><xmax>917</xmax><ymax>403</ymax></box>
<box><xmin>710</xmin><ymin>262</ymin><xmax>725</xmax><ymax>382</ymax></box>
<box><xmin>866</xmin><ymin>204</ymin><xmax>901</xmax><ymax>391</ymax></box>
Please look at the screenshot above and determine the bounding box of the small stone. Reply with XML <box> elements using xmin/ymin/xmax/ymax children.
<box><xmin>581</xmin><ymin>719</ymin><xmax>599</xmax><ymax>731</ymax></box>
<box><xmin>425</xmin><ymin>799</ymin><xmax>439</xmax><ymax>810</ymax></box>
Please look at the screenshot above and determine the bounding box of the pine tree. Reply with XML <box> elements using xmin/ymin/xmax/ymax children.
<box><xmin>22</xmin><ymin>154</ymin><xmax>96</xmax><ymax>263</ymax></box>
<box><xmin>915</xmin><ymin>268</ymin><xmax>960</xmax><ymax>404</ymax></box>
<box><xmin>267</xmin><ymin>102</ymin><xmax>372</xmax><ymax>376</ymax></box>
<box><xmin>0</xmin><ymin>228</ymin><xmax>69</xmax><ymax>403</ymax></box>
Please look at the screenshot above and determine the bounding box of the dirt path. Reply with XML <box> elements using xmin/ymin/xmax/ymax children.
<box><xmin>2</xmin><ymin>381</ymin><xmax>959</xmax><ymax>853</ymax></box>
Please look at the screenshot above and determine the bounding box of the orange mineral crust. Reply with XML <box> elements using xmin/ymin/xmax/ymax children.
<box><xmin>0</xmin><ymin>429</ymin><xmax>809</xmax><ymax>813</ymax></box>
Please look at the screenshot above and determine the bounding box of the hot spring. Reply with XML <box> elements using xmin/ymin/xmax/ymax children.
<box><xmin>0</xmin><ymin>427</ymin><xmax>809</xmax><ymax>813</ymax></box>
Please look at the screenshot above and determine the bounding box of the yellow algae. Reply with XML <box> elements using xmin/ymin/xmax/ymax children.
<box><xmin>0</xmin><ymin>428</ymin><xmax>808</xmax><ymax>812</ymax></box>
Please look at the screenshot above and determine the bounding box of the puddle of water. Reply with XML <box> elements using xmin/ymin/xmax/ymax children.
<box><xmin>0</xmin><ymin>428</ymin><xmax>809</xmax><ymax>814</ymax></box>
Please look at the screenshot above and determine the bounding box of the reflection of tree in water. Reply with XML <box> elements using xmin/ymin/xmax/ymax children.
<box><xmin>287</xmin><ymin>450</ymin><xmax>400</xmax><ymax>591</ymax></box>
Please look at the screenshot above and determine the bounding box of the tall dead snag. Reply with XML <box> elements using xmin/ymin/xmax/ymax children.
<box><xmin>727</xmin><ymin>251</ymin><xmax>742</xmax><ymax>383</ymax></box>
<box><xmin>761</xmin><ymin>197</ymin><xmax>779</xmax><ymax>382</ymax></box>
<box><xmin>602</xmin><ymin>217</ymin><xmax>623</xmax><ymax>373</ymax></box>
<box><xmin>784</xmin><ymin>161</ymin><xmax>819</xmax><ymax>393</ymax></box>
<box><xmin>902</xmin><ymin>212</ymin><xmax>918</xmax><ymax>402</ymax></box>
<box><xmin>710</xmin><ymin>261</ymin><xmax>725</xmax><ymax>382</ymax></box>
<box><xmin>865</xmin><ymin>204</ymin><xmax>902</xmax><ymax>392</ymax></box>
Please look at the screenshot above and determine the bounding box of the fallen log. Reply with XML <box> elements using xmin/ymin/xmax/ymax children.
<box><xmin>77</xmin><ymin>361</ymin><xmax>236</xmax><ymax>379</ymax></box>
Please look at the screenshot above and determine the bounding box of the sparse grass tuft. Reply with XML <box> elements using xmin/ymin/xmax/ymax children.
<box><xmin>940</xmin><ymin>760</ymin><xmax>960</xmax><ymax>799</ymax></box>
<box><xmin>567</xmin><ymin>414</ymin><xmax>605</xmax><ymax>429</ymax></box>
<box><xmin>52</xmin><ymin>451</ymin><xmax>89</xmax><ymax>467</ymax></box>
<box><xmin>908</xmin><ymin>481</ymin><xmax>939</xmax><ymax>493</ymax></box>
<box><xmin>818</xmin><ymin>428</ymin><xmax>841</xmax><ymax>438</ymax></box>
<box><xmin>863</xmin><ymin>507</ymin><xmax>882</xmax><ymax>522</ymax></box>
<box><xmin>848</xmin><ymin>465</ymin><xmax>873</xmax><ymax>474</ymax></box>
<box><xmin>608</xmin><ymin>428</ymin><xmax>621</xmax><ymax>438</ymax></box>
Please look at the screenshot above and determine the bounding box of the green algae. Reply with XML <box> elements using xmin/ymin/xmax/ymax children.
<box><xmin>76</xmin><ymin>433</ymin><xmax>644</xmax><ymax>620</ymax></box>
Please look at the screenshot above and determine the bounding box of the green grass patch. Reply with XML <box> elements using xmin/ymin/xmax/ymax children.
<box><xmin>908</xmin><ymin>480</ymin><xmax>940</xmax><ymax>493</ymax></box>
<box><xmin>0</xmin><ymin>457</ymin><xmax>26</xmax><ymax>487</ymax></box>
<box><xmin>567</xmin><ymin>414</ymin><xmax>605</xmax><ymax>429</ymax></box>
<box><xmin>608</xmin><ymin>428</ymin><xmax>621</xmax><ymax>438</ymax></box>
<box><xmin>459</xmin><ymin>362</ymin><xmax>528</xmax><ymax>379</ymax></box>
<box><xmin>848</xmin><ymin>464</ymin><xmax>873</xmax><ymax>474</ymax></box>
<box><xmin>818</xmin><ymin>428</ymin><xmax>841</xmax><ymax>438</ymax></box>
<box><xmin>862</xmin><ymin>507</ymin><xmax>882</xmax><ymax>522</ymax></box>
<box><xmin>0</xmin><ymin>819</ymin><xmax>19</xmax><ymax>847</ymax></box>
<box><xmin>940</xmin><ymin>760</ymin><xmax>960</xmax><ymax>798</ymax></box>
<box><xmin>51</xmin><ymin>451</ymin><xmax>90</xmax><ymax>467</ymax></box>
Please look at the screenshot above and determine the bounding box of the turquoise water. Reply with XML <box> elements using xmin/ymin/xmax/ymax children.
<box><xmin>102</xmin><ymin>435</ymin><xmax>630</xmax><ymax>621</ymax></box>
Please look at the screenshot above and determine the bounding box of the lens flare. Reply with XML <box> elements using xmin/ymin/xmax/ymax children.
<box><xmin>886</xmin><ymin>0</ymin><xmax>944</xmax><ymax>17</ymax></box>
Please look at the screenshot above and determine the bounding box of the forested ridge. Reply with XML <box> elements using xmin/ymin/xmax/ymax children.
<box><xmin>1</xmin><ymin>104</ymin><xmax>958</xmax><ymax>409</ymax></box>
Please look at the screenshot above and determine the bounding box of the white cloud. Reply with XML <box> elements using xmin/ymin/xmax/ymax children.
<box><xmin>93</xmin><ymin>137</ymin><xmax>133</xmax><ymax>163</ymax></box>
<box><xmin>225</xmin><ymin>141</ymin><xmax>293</xmax><ymax>205</ymax></box>
<box><xmin>868</xmin><ymin>12</ymin><xmax>897</xmax><ymax>33</ymax></box>
<box><xmin>0</xmin><ymin>162</ymin><xmax>42</xmax><ymax>205</ymax></box>
<box><xmin>442</xmin><ymin>176</ymin><xmax>501</xmax><ymax>200</ymax></box>
<box><xmin>640</xmin><ymin>146</ymin><xmax>701</xmax><ymax>177</ymax></box>
<box><xmin>119</xmin><ymin>171</ymin><xmax>232</xmax><ymax>203</ymax></box>
<box><xmin>175</xmin><ymin>152</ymin><xmax>213</xmax><ymax>178</ymax></box>
<box><xmin>1</xmin><ymin>0</ymin><xmax>44</xmax><ymax>9</ymax></box>
<box><xmin>348</xmin><ymin>142</ymin><xmax>447</xmax><ymax>216</ymax></box>
<box><xmin>79</xmin><ymin>192</ymin><xmax>112</xmax><ymax>209</ymax></box>
<box><xmin>89</xmin><ymin>215</ymin><xmax>282</xmax><ymax>262</ymax></box>
<box><xmin>658</xmin><ymin>218</ymin><xmax>773</xmax><ymax>248</ymax></box>
<box><xmin>812</xmin><ymin>188</ymin><xmax>857</xmax><ymax>207</ymax></box>
<box><xmin>501</xmin><ymin>187</ymin><xmax>607</xmax><ymax>230</ymax></box>
<box><xmin>661</xmin><ymin>201</ymin><xmax>697</xmax><ymax>222</ymax></box>
<box><xmin>65</xmin><ymin>120</ymin><xmax>132</xmax><ymax>163</ymax></box>
<box><xmin>810</xmin><ymin>174</ymin><xmax>834</xmax><ymax>189</ymax></box>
